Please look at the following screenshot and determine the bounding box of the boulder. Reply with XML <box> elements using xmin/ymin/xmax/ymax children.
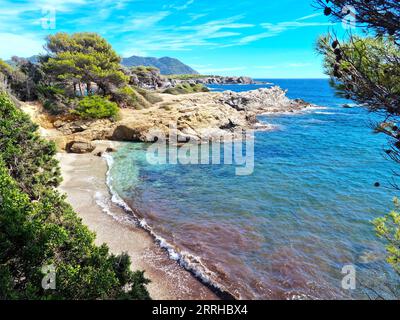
<box><xmin>66</xmin><ymin>140</ymin><xmax>96</xmax><ymax>154</ymax></box>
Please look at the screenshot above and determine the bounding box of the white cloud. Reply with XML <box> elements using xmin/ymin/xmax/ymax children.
<box><xmin>0</xmin><ymin>33</ymin><xmax>44</xmax><ymax>59</ymax></box>
<box><xmin>121</xmin><ymin>11</ymin><xmax>171</xmax><ymax>31</ymax></box>
<box><xmin>235</xmin><ymin>13</ymin><xmax>334</xmax><ymax>45</ymax></box>
<box><xmin>288</xmin><ymin>63</ymin><xmax>312</xmax><ymax>67</ymax></box>
<box><xmin>164</xmin><ymin>0</ymin><xmax>195</xmax><ymax>11</ymax></box>
<box><xmin>296</xmin><ymin>13</ymin><xmax>323</xmax><ymax>21</ymax></box>
<box><xmin>119</xmin><ymin>15</ymin><xmax>254</xmax><ymax>52</ymax></box>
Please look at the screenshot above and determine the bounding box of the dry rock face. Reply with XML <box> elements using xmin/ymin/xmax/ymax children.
<box><xmin>221</xmin><ymin>87</ymin><xmax>313</xmax><ymax>113</ymax></box>
<box><xmin>170</xmin><ymin>76</ymin><xmax>257</xmax><ymax>86</ymax></box>
<box><xmin>66</xmin><ymin>139</ymin><xmax>96</xmax><ymax>154</ymax></box>
<box><xmin>128</xmin><ymin>68</ymin><xmax>173</xmax><ymax>90</ymax></box>
<box><xmin>25</xmin><ymin>86</ymin><xmax>317</xmax><ymax>150</ymax></box>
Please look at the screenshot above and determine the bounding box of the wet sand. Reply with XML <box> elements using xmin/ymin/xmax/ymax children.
<box><xmin>57</xmin><ymin>141</ymin><xmax>217</xmax><ymax>300</ymax></box>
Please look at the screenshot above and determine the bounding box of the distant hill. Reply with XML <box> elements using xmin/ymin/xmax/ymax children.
<box><xmin>121</xmin><ymin>56</ymin><xmax>199</xmax><ymax>75</ymax></box>
<box><xmin>6</xmin><ymin>55</ymin><xmax>40</xmax><ymax>66</ymax></box>
<box><xmin>6</xmin><ymin>54</ymin><xmax>199</xmax><ymax>75</ymax></box>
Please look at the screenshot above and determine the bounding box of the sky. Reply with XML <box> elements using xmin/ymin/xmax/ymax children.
<box><xmin>0</xmin><ymin>0</ymin><xmax>346</xmax><ymax>78</ymax></box>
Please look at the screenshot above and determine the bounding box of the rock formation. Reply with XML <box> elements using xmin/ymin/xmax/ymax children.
<box><xmin>21</xmin><ymin>87</ymin><xmax>317</xmax><ymax>152</ymax></box>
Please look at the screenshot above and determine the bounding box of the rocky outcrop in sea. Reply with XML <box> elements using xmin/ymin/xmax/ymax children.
<box><xmin>174</xmin><ymin>76</ymin><xmax>257</xmax><ymax>85</ymax></box>
<box><xmin>125</xmin><ymin>67</ymin><xmax>262</xmax><ymax>90</ymax></box>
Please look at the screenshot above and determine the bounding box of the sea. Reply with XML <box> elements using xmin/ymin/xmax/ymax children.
<box><xmin>104</xmin><ymin>79</ymin><xmax>399</xmax><ymax>299</ymax></box>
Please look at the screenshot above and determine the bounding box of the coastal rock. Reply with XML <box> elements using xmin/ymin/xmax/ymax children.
<box><xmin>23</xmin><ymin>85</ymin><xmax>316</xmax><ymax>149</ymax></box>
<box><xmin>169</xmin><ymin>76</ymin><xmax>258</xmax><ymax>86</ymax></box>
<box><xmin>66</xmin><ymin>139</ymin><xmax>96</xmax><ymax>154</ymax></box>
<box><xmin>220</xmin><ymin>87</ymin><xmax>312</xmax><ymax>114</ymax></box>
<box><xmin>56</xmin><ymin>120</ymin><xmax>90</xmax><ymax>134</ymax></box>
<box><xmin>127</xmin><ymin>67</ymin><xmax>173</xmax><ymax>90</ymax></box>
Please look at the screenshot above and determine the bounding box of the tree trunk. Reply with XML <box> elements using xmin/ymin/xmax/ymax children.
<box><xmin>78</xmin><ymin>83</ymin><xmax>83</xmax><ymax>97</ymax></box>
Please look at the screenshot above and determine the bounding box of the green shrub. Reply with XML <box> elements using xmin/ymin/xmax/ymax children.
<box><xmin>130</xmin><ymin>66</ymin><xmax>159</xmax><ymax>73</ymax></box>
<box><xmin>0</xmin><ymin>92</ymin><xmax>61</xmax><ymax>198</ymax></box>
<box><xmin>113</xmin><ymin>86</ymin><xmax>138</xmax><ymax>108</ymax></box>
<box><xmin>73</xmin><ymin>95</ymin><xmax>119</xmax><ymax>119</ymax></box>
<box><xmin>163</xmin><ymin>82</ymin><xmax>209</xmax><ymax>95</ymax></box>
<box><xmin>134</xmin><ymin>86</ymin><xmax>163</xmax><ymax>104</ymax></box>
<box><xmin>36</xmin><ymin>85</ymin><xmax>69</xmax><ymax>115</ymax></box>
<box><xmin>0</xmin><ymin>92</ymin><xmax>151</xmax><ymax>299</ymax></box>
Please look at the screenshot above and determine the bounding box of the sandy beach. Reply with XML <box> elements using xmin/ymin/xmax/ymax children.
<box><xmin>57</xmin><ymin>141</ymin><xmax>217</xmax><ymax>300</ymax></box>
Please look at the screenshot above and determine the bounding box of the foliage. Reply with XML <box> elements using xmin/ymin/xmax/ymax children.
<box><xmin>316</xmin><ymin>3</ymin><xmax>400</xmax><ymax>166</ymax></box>
<box><xmin>0</xmin><ymin>92</ymin><xmax>61</xmax><ymax>198</ymax></box>
<box><xmin>112</xmin><ymin>85</ymin><xmax>138</xmax><ymax>108</ymax></box>
<box><xmin>36</xmin><ymin>84</ymin><xmax>69</xmax><ymax>115</ymax></box>
<box><xmin>0</xmin><ymin>92</ymin><xmax>150</xmax><ymax>299</ymax></box>
<box><xmin>0</xmin><ymin>58</ymin><xmax>40</xmax><ymax>101</ymax></box>
<box><xmin>317</xmin><ymin>35</ymin><xmax>400</xmax><ymax>112</ymax></box>
<box><xmin>316</xmin><ymin>0</ymin><xmax>400</xmax><ymax>284</ymax></box>
<box><xmin>72</xmin><ymin>95</ymin><xmax>119</xmax><ymax>119</ymax></box>
<box><xmin>43</xmin><ymin>33</ymin><xmax>128</xmax><ymax>97</ymax></box>
<box><xmin>163</xmin><ymin>82</ymin><xmax>209</xmax><ymax>95</ymax></box>
<box><xmin>315</xmin><ymin>0</ymin><xmax>400</xmax><ymax>40</ymax></box>
<box><xmin>130</xmin><ymin>66</ymin><xmax>159</xmax><ymax>73</ymax></box>
<box><xmin>373</xmin><ymin>198</ymin><xmax>400</xmax><ymax>275</ymax></box>
<box><xmin>134</xmin><ymin>86</ymin><xmax>163</xmax><ymax>104</ymax></box>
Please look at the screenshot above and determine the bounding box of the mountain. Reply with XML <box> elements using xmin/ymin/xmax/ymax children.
<box><xmin>121</xmin><ymin>56</ymin><xmax>199</xmax><ymax>75</ymax></box>
<box><xmin>6</xmin><ymin>54</ymin><xmax>199</xmax><ymax>75</ymax></box>
<box><xmin>6</xmin><ymin>55</ymin><xmax>40</xmax><ymax>66</ymax></box>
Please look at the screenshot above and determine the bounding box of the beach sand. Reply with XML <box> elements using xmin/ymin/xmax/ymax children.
<box><xmin>57</xmin><ymin>141</ymin><xmax>217</xmax><ymax>300</ymax></box>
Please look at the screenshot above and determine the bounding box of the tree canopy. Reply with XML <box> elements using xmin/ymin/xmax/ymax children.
<box><xmin>315</xmin><ymin>0</ymin><xmax>400</xmax><ymax>283</ymax></box>
<box><xmin>43</xmin><ymin>32</ymin><xmax>128</xmax><ymax>96</ymax></box>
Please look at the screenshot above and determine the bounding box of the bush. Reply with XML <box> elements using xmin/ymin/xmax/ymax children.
<box><xmin>36</xmin><ymin>85</ymin><xmax>70</xmax><ymax>115</ymax></box>
<box><xmin>0</xmin><ymin>92</ymin><xmax>61</xmax><ymax>198</ymax></box>
<box><xmin>130</xmin><ymin>66</ymin><xmax>159</xmax><ymax>73</ymax></box>
<box><xmin>72</xmin><ymin>95</ymin><xmax>119</xmax><ymax>119</ymax></box>
<box><xmin>134</xmin><ymin>86</ymin><xmax>163</xmax><ymax>104</ymax></box>
<box><xmin>0</xmin><ymin>92</ymin><xmax>151</xmax><ymax>299</ymax></box>
<box><xmin>113</xmin><ymin>86</ymin><xmax>138</xmax><ymax>108</ymax></box>
<box><xmin>163</xmin><ymin>82</ymin><xmax>209</xmax><ymax>95</ymax></box>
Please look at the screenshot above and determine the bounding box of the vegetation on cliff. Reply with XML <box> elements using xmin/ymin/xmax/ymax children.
<box><xmin>163</xmin><ymin>82</ymin><xmax>209</xmax><ymax>95</ymax></box>
<box><xmin>0</xmin><ymin>92</ymin><xmax>150</xmax><ymax>299</ymax></box>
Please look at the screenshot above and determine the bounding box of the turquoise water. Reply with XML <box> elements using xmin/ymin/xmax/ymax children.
<box><xmin>108</xmin><ymin>79</ymin><xmax>398</xmax><ymax>299</ymax></box>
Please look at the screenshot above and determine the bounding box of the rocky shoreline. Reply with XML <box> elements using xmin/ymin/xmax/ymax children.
<box><xmin>22</xmin><ymin>86</ymin><xmax>316</xmax><ymax>153</ymax></box>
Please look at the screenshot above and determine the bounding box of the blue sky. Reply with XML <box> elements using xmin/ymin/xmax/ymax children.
<box><xmin>0</xmin><ymin>0</ymin><xmax>342</xmax><ymax>78</ymax></box>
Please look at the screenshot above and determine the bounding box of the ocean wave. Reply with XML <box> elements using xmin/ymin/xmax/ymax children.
<box><xmin>101</xmin><ymin>152</ymin><xmax>235</xmax><ymax>298</ymax></box>
<box><xmin>313</xmin><ymin>111</ymin><xmax>338</xmax><ymax>115</ymax></box>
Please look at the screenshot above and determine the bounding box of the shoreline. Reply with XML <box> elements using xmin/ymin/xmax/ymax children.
<box><xmin>57</xmin><ymin>141</ymin><xmax>218</xmax><ymax>300</ymax></box>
